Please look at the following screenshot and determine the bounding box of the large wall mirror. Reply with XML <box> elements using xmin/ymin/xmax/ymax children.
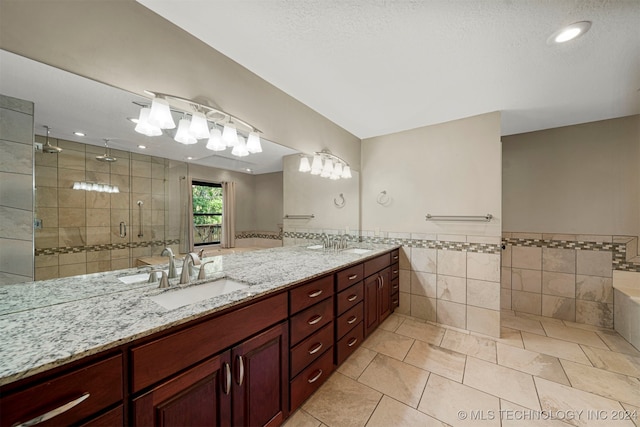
<box><xmin>0</xmin><ymin>50</ymin><xmax>360</xmax><ymax>283</ymax></box>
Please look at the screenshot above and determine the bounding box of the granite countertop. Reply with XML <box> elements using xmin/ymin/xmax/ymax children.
<box><xmin>0</xmin><ymin>244</ymin><xmax>398</xmax><ymax>386</ymax></box>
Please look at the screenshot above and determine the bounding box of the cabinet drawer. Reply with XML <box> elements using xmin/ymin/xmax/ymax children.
<box><xmin>290</xmin><ymin>348</ymin><xmax>334</xmax><ymax>411</ymax></box>
<box><xmin>290</xmin><ymin>322</ymin><xmax>334</xmax><ymax>377</ymax></box>
<box><xmin>364</xmin><ymin>253</ymin><xmax>391</xmax><ymax>277</ymax></box>
<box><xmin>336</xmin><ymin>302</ymin><xmax>363</xmax><ymax>340</ymax></box>
<box><xmin>289</xmin><ymin>275</ymin><xmax>334</xmax><ymax>315</ymax></box>
<box><xmin>392</xmin><ymin>293</ymin><xmax>400</xmax><ymax>310</ymax></box>
<box><xmin>131</xmin><ymin>292</ymin><xmax>287</xmax><ymax>393</ymax></box>
<box><xmin>391</xmin><ymin>262</ymin><xmax>400</xmax><ymax>280</ymax></box>
<box><xmin>79</xmin><ymin>405</ymin><xmax>123</xmax><ymax>427</ymax></box>
<box><xmin>290</xmin><ymin>296</ymin><xmax>334</xmax><ymax>345</ymax></box>
<box><xmin>335</xmin><ymin>263</ymin><xmax>364</xmax><ymax>292</ymax></box>
<box><xmin>336</xmin><ymin>322</ymin><xmax>364</xmax><ymax>365</ymax></box>
<box><xmin>336</xmin><ymin>281</ymin><xmax>363</xmax><ymax>315</ymax></box>
<box><xmin>0</xmin><ymin>354</ymin><xmax>123</xmax><ymax>427</ymax></box>
<box><xmin>391</xmin><ymin>277</ymin><xmax>399</xmax><ymax>294</ymax></box>
<box><xmin>391</xmin><ymin>249</ymin><xmax>400</xmax><ymax>263</ymax></box>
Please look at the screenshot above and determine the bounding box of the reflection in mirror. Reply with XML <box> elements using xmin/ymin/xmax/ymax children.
<box><xmin>0</xmin><ymin>50</ymin><xmax>306</xmax><ymax>284</ymax></box>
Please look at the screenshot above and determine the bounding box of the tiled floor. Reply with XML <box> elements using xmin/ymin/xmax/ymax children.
<box><xmin>284</xmin><ymin>311</ymin><xmax>640</xmax><ymax>427</ymax></box>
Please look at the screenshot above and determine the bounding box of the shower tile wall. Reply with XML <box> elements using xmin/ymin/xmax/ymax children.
<box><xmin>34</xmin><ymin>137</ymin><xmax>170</xmax><ymax>280</ymax></box>
<box><xmin>501</xmin><ymin>232</ymin><xmax>640</xmax><ymax>329</ymax></box>
<box><xmin>0</xmin><ymin>94</ymin><xmax>34</xmax><ymax>285</ymax></box>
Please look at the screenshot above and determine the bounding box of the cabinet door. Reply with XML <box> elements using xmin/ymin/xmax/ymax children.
<box><xmin>378</xmin><ymin>267</ymin><xmax>392</xmax><ymax>323</ymax></box>
<box><xmin>133</xmin><ymin>352</ymin><xmax>231</xmax><ymax>427</ymax></box>
<box><xmin>364</xmin><ymin>274</ymin><xmax>380</xmax><ymax>337</ymax></box>
<box><xmin>232</xmin><ymin>321</ymin><xmax>289</xmax><ymax>427</ymax></box>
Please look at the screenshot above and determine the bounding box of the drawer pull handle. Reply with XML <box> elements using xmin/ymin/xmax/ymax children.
<box><xmin>347</xmin><ymin>294</ymin><xmax>358</xmax><ymax>302</ymax></box>
<box><xmin>308</xmin><ymin>315</ymin><xmax>322</xmax><ymax>325</ymax></box>
<box><xmin>392</xmin><ymin>284</ymin><xmax>399</xmax><ymax>290</ymax></box>
<box><xmin>393</xmin><ymin>255</ymin><xmax>399</xmax><ymax>260</ymax></box>
<box><xmin>308</xmin><ymin>289</ymin><xmax>323</xmax><ymax>298</ymax></box>
<box><xmin>237</xmin><ymin>355</ymin><xmax>245</xmax><ymax>386</ymax></box>
<box><xmin>347</xmin><ymin>315</ymin><xmax>358</xmax><ymax>324</ymax></box>
<box><xmin>348</xmin><ymin>274</ymin><xmax>358</xmax><ymax>280</ymax></box>
<box><xmin>308</xmin><ymin>369</ymin><xmax>323</xmax><ymax>384</ymax></box>
<box><xmin>393</xmin><ymin>299</ymin><xmax>399</xmax><ymax>304</ymax></box>
<box><xmin>308</xmin><ymin>342</ymin><xmax>323</xmax><ymax>355</ymax></box>
<box><xmin>348</xmin><ymin>337</ymin><xmax>358</xmax><ymax>347</ymax></box>
<box><xmin>393</xmin><ymin>270</ymin><xmax>399</xmax><ymax>274</ymax></box>
<box><xmin>223</xmin><ymin>362</ymin><xmax>231</xmax><ymax>395</ymax></box>
<box><xmin>13</xmin><ymin>392</ymin><xmax>90</xmax><ymax>427</ymax></box>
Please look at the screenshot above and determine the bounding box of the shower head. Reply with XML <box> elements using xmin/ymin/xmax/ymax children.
<box><xmin>42</xmin><ymin>126</ymin><xmax>62</xmax><ymax>154</ymax></box>
<box><xmin>96</xmin><ymin>139</ymin><xmax>117</xmax><ymax>162</ymax></box>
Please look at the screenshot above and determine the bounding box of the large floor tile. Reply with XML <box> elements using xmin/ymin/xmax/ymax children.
<box><xmin>496</xmin><ymin>342</ymin><xmax>570</xmax><ymax>385</ymax></box>
<box><xmin>542</xmin><ymin>322</ymin><xmax>608</xmax><ymax>349</ymax></box>
<box><xmin>303</xmin><ymin>372</ymin><xmax>382</xmax><ymax>427</ymax></box>
<box><xmin>395</xmin><ymin>318</ymin><xmax>446</xmax><ymax>345</ymax></box>
<box><xmin>596</xmin><ymin>330</ymin><xmax>640</xmax><ymax>356</ymax></box>
<box><xmin>560</xmin><ymin>360</ymin><xmax>640</xmax><ymax>406</ymax></box>
<box><xmin>361</xmin><ymin>328</ymin><xmax>414</xmax><ymax>360</ymax></box>
<box><xmin>621</xmin><ymin>403</ymin><xmax>639</xmax><ymax>427</ymax></box>
<box><xmin>366</xmin><ymin>395</ymin><xmax>447</xmax><ymax>427</ymax></box>
<box><xmin>378</xmin><ymin>313</ymin><xmax>406</xmax><ymax>332</ymax></box>
<box><xmin>358</xmin><ymin>353</ymin><xmax>430</xmax><ymax>408</ymax></box>
<box><xmin>535</xmin><ymin>377</ymin><xmax>635</xmax><ymax>427</ymax></box>
<box><xmin>463</xmin><ymin>356</ymin><xmax>541</xmax><ymax>410</ymax></box>
<box><xmin>282</xmin><ymin>409</ymin><xmax>322</xmax><ymax>427</ymax></box>
<box><xmin>500</xmin><ymin>400</ymin><xmax>571</xmax><ymax>427</ymax></box>
<box><xmin>497</xmin><ymin>327</ymin><xmax>525</xmax><ymax>348</ymax></box>
<box><xmin>581</xmin><ymin>345</ymin><xmax>640</xmax><ymax>378</ymax></box>
<box><xmin>336</xmin><ymin>346</ymin><xmax>377</xmax><ymax>379</ymax></box>
<box><xmin>418</xmin><ymin>373</ymin><xmax>500</xmax><ymax>426</ymax></box>
<box><xmin>521</xmin><ymin>332</ymin><xmax>592</xmax><ymax>365</ymax></box>
<box><xmin>405</xmin><ymin>340</ymin><xmax>467</xmax><ymax>382</ymax></box>
<box><xmin>502</xmin><ymin>315</ymin><xmax>546</xmax><ymax>335</ymax></box>
<box><xmin>440</xmin><ymin>329</ymin><xmax>497</xmax><ymax>362</ymax></box>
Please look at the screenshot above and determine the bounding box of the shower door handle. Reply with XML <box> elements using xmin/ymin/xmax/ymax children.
<box><xmin>119</xmin><ymin>222</ymin><xmax>127</xmax><ymax>238</ymax></box>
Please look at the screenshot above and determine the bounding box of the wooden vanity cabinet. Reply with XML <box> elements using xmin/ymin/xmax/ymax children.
<box><xmin>364</xmin><ymin>252</ymin><xmax>393</xmax><ymax>337</ymax></box>
<box><xmin>0</xmin><ymin>354</ymin><xmax>123</xmax><ymax>427</ymax></box>
<box><xmin>391</xmin><ymin>251</ymin><xmax>400</xmax><ymax>310</ymax></box>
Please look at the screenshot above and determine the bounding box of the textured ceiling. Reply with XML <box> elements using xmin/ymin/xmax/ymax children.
<box><xmin>137</xmin><ymin>0</ymin><xmax>640</xmax><ymax>138</ymax></box>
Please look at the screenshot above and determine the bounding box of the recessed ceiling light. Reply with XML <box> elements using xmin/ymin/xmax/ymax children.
<box><xmin>245</xmin><ymin>168</ymin><xmax>252</xmax><ymax>172</ymax></box>
<box><xmin>73</xmin><ymin>131</ymin><xmax>85</xmax><ymax>137</ymax></box>
<box><xmin>138</xmin><ymin>145</ymin><xmax>146</xmax><ymax>149</ymax></box>
<box><xmin>186</xmin><ymin>156</ymin><xmax>194</xmax><ymax>160</ymax></box>
<box><xmin>128</xmin><ymin>117</ymin><xmax>139</xmax><ymax>124</ymax></box>
<box><xmin>547</xmin><ymin>21</ymin><xmax>591</xmax><ymax>45</ymax></box>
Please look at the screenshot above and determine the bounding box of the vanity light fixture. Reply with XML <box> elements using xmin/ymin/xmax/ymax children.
<box><xmin>547</xmin><ymin>21</ymin><xmax>591</xmax><ymax>44</ymax></box>
<box><xmin>72</xmin><ymin>181</ymin><xmax>120</xmax><ymax>193</ymax></box>
<box><xmin>299</xmin><ymin>150</ymin><xmax>352</xmax><ymax>180</ymax></box>
<box><xmin>133</xmin><ymin>91</ymin><xmax>262</xmax><ymax>156</ymax></box>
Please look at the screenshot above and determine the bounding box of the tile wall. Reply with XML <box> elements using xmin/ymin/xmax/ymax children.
<box><xmin>0</xmin><ymin>94</ymin><xmax>34</xmax><ymax>284</ymax></box>
<box><xmin>34</xmin><ymin>138</ymin><xmax>171</xmax><ymax>279</ymax></box>
<box><xmin>502</xmin><ymin>232</ymin><xmax>640</xmax><ymax>329</ymax></box>
<box><xmin>284</xmin><ymin>230</ymin><xmax>502</xmax><ymax>337</ymax></box>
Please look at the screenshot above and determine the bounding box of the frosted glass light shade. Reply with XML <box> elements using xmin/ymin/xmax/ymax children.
<box><xmin>174</xmin><ymin>118</ymin><xmax>197</xmax><ymax>144</ymax></box>
<box><xmin>189</xmin><ymin>112</ymin><xmax>210</xmax><ymax>139</ymax></box>
<box><xmin>341</xmin><ymin>165</ymin><xmax>352</xmax><ymax>179</ymax></box>
<box><xmin>206</xmin><ymin>128</ymin><xmax>226</xmax><ymax>151</ymax></box>
<box><xmin>298</xmin><ymin>157</ymin><xmax>311</xmax><ymax>172</ymax></box>
<box><xmin>331</xmin><ymin>162</ymin><xmax>343</xmax><ymax>180</ymax></box>
<box><xmin>246</xmin><ymin>132</ymin><xmax>262</xmax><ymax>153</ymax></box>
<box><xmin>222</xmin><ymin>123</ymin><xmax>238</xmax><ymax>147</ymax></box>
<box><xmin>134</xmin><ymin>107</ymin><xmax>162</xmax><ymax>136</ymax></box>
<box><xmin>310</xmin><ymin>155</ymin><xmax>323</xmax><ymax>175</ymax></box>
<box><xmin>148</xmin><ymin>97</ymin><xmax>176</xmax><ymax>129</ymax></box>
<box><xmin>231</xmin><ymin>136</ymin><xmax>249</xmax><ymax>157</ymax></box>
<box><xmin>320</xmin><ymin>159</ymin><xmax>333</xmax><ymax>178</ymax></box>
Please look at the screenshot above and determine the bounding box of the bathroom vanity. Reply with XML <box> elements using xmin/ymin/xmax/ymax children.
<box><xmin>0</xmin><ymin>244</ymin><xmax>399</xmax><ymax>426</ymax></box>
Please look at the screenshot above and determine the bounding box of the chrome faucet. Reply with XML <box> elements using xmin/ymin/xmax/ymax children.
<box><xmin>198</xmin><ymin>260</ymin><xmax>214</xmax><ymax>280</ymax></box>
<box><xmin>320</xmin><ymin>233</ymin><xmax>331</xmax><ymax>249</ymax></box>
<box><xmin>161</xmin><ymin>247</ymin><xmax>178</xmax><ymax>279</ymax></box>
<box><xmin>148</xmin><ymin>269</ymin><xmax>170</xmax><ymax>289</ymax></box>
<box><xmin>180</xmin><ymin>252</ymin><xmax>201</xmax><ymax>285</ymax></box>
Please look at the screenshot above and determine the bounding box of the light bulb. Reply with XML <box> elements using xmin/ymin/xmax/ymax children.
<box><xmin>246</xmin><ymin>132</ymin><xmax>262</xmax><ymax>153</ymax></box>
<box><xmin>341</xmin><ymin>165</ymin><xmax>352</xmax><ymax>179</ymax></box>
<box><xmin>189</xmin><ymin>112</ymin><xmax>210</xmax><ymax>139</ymax></box>
<box><xmin>310</xmin><ymin>155</ymin><xmax>322</xmax><ymax>175</ymax></box>
<box><xmin>148</xmin><ymin>97</ymin><xmax>176</xmax><ymax>129</ymax></box>
<box><xmin>134</xmin><ymin>107</ymin><xmax>162</xmax><ymax>136</ymax></box>
<box><xmin>222</xmin><ymin>123</ymin><xmax>238</xmax><ymax>147</ymax></box>
<box><xmin>206</xmin><ymin>127</ymin><xmax>226</xmax><ymax>151</ymax></box>
<box><xmin>174</xmin><ymin>118</ymin><xmax>197</xmax><ymax>144</ymax></box>
<box><xmin>332</xmin><ymin>162</ymin><xmax>343</xmax><ymax>180</ymax></box>
<box><xmin>320</xmin><ymin>159</ymin><xmax>334</xmax><ymax>178</ymax></box>
<box><xmin>231</xmin><ymin>136</ymin><xmax>249</xmax><ymax>157</ymax></box>
<box><xmin>298</xmin><ymin>157</ymin><xmax>311</xmax><ymax>172</ymax></box>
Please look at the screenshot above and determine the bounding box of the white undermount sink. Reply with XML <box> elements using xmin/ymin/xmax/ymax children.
<box><xmin>306</xmin><ymin>245</ymin><xmax>324</xmax><ymax>250</ymax></box>
<box><xmin>118</xmin><ymin>268</ymin><xmax>182</xmax><ymax>284</ymax></box>
<box><xmin>148</xmin><ymin>279</ymin><xmax>249</xmax><ymax>310</ymax></box>
<box><xmin>342</xmin><ymin>248</ymin><xmax>372</xmax><ymax>254</ymax></box>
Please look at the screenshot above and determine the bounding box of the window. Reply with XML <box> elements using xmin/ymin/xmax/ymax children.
<box><xmin>192</xmin><ymin>181</ymin><xmax>223</xmax><ymax>246</ymax></box>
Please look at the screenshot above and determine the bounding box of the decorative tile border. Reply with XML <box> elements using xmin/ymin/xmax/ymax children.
<box><xmin>235</xmin><ymin>231</ymin><xmax>282</xmax><ymax>240</ymax></box>
<box><xmin>35</xmin><ymin>239</ymin><xmax>180</xmax><ymax>256</ymax></box>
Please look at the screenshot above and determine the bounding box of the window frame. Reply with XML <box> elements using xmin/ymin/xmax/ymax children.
<box><xmin>191</xmin><ymin>180</ymin><xmax>223</xmax><ymax>247</ymax></box>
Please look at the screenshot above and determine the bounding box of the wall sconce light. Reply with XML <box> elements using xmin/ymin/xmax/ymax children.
<box><xmin>299</xmin><ymin>150</ymin><xmax>352</xmax><ymax>180</ymax></box>
<box><xmin>133</xmin><ymin>91</ymin><xmax>262</xmax><ymax>157</ymax></box>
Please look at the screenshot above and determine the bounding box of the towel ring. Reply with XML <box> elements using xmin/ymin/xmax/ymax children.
<box><xmin>334</xmin><ymin>193</ymin><xmax>346</xmax><ymax>208</ymax></box>
<box><xmin>377</xmin><ymin>191</ymin><xmax>390</xmax><ymax>206</ymax></box>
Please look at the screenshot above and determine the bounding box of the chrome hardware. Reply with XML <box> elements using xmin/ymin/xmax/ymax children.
<box><xmin>147</xmin><ymin>269</ymin><xmax>158</xmax><ymax>283</ymax></box>
<box><xmin>12</xmin><ymin>392</ymin><xmax>90</xmax><ymax>427</ymax></box>
<box><xmin>148</xmin><ymin>269</ymin><xmax>169</xmax><ymax>289</ymax></box>
<box><xmin>347</xmin><ymin>294</ymin><xmax>358</xmax><ymax>302</ymax></box>
<box><xmin>348</xmin><ymin>274</ymin><xmax>358</xmax><ymax>280</ymax></box>
<box><xmin>307</xmin><ymin>369</ymin><xmax>323</xmax><ymax>384</ymax></box>
<box><xmin>237</xmin><ymin>355</ymin><xmax>245</xmax><ymax>386</ymax></box>
<box><xmin>223</xmin><ymin>362</ymin><xmax>231</xmax><ymax>395</ymax></box>
<box><xmin>180</xmin><ymin>252</ymin><xmax>201</xmax><ymax>285</ymax></box>
<box><xmin>308</xmin><ymin>342</ymin><xmax>323</xmax><ymax>355</ymax></box>
<box><xmin>197</xmin><ymin>260</ymin><xmax>215</xmax><ymax>280</ymax></box>
<box><xmin>119</xmin><ymin>221</ymin><xmax>127</xmax><ymax>238</ymax></box>
<box><xmin>425</xmin><ymin>213</ymin><xmax>493</xmax><ymax>222</ymax></box>
<box><xmin>347</xmin><ymin>316</ymin><xmax>357</xmax><ymax>325</ymax></box>
<box><xmin>161</xmin><ymin>247</ymin><xmax>178</xmax><ymax>279</ymax></box>
<box><xmin>307</xmin><ymin>315</ymin><xmax>322</xmax><ymax>325</ymax></box>
<box><xmin>307</xmin><ymin>290</ymin><xmax>323</xmax><ymax>298</ymax></box>
<box><xmin>347</xmin><ymin>337</ymin><xmax>358</xmax><ymax>347</ymax></box>
<box><xmin>137</xmin><ymin>200</ymin><xmax>144</xmax><ymax>237</ymax></box>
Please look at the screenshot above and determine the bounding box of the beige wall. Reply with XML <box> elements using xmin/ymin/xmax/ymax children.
<box><xmin>255</xmin><ymin>172</ymin><xmax>283</xmax><ymax>233</ymax></box>
<box><xmin>502</xmin><ymin>115</ymin><xmax>640</xmax><ymax>236</ymax></box>
<box><xmin>0</xmin><ymin>0</ymin><xmax>361</xmax><ymax>168</ymax></box>
<box><xmin>361</xmin><ymin>111</ymin><xmax>502</xmax><ymax>237</ymax></box>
